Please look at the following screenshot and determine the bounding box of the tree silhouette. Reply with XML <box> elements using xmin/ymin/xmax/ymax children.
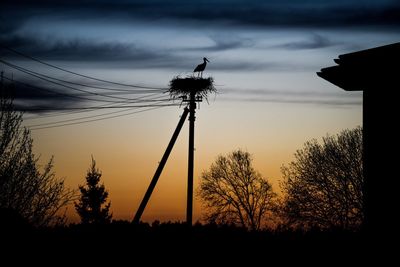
<box><xmin>0</xmin><ymin>85</ymin><xmax>75</xmax><ymax>226</ymax></box>
<box><xmin>280</xmin><ymin>127</ymin><xmax>363</xmax><ymax>230</ymax></box>
<box><xmin>75</xmin><ymin>157</ymin><xmax>112</xmax><ymax>224</ymax></box>
<box><xmin>198</xmin><ymin>149</ymin><xmax>276</xmax><ymax>231</ymax></box>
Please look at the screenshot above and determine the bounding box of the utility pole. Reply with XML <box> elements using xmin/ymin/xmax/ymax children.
<box><xmin>133</xmin><ymin>75</ymin><xmax>211</xmax><ymax>225</ymax></box>
<box><xmin>186</xmin><ymin>91</ymin><xmax>196</xmax><ymax>226</ymax></box>
<box><xmin>133</xmin><ymin>107</ymin><xmax>189</xmax><ymax>224</ymax></box>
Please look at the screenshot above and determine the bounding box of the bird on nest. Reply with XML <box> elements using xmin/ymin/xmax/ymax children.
<box><xmin>193</xmin><ymin>57</ymin><xmax>209</xmax><ymax>78</ymax></box>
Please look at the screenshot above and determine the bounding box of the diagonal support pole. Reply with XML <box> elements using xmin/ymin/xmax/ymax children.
<box><xmin>133</xmin><ymin>107</ymin><xmax>189</xmax><ymax>223</ymax></box>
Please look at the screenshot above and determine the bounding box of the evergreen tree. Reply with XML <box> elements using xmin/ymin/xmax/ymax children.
<box><xmin>75</xmin><ymin>157</ymin><xmax>112</xmax><ymax>224</ymax></box>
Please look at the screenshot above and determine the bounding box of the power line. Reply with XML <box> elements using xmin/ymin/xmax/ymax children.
<box><xmin>26</xmin><ymin>96</ymin><xmax>181</xmax><ymax>128</ymax></box>
<box><xmin>26</xmin><ymin>107</ymin><xmax>137</xmax><ymax>128</ymax></box>
<box><xmin>0</xmin><ymin>44</ymin><xmax>168</xmax><ymax>90</ymax></box>
<box><xmin>29</xmin><ymin>106</ymin><xmax>173</xmax><ymax>130</ymax></box>
<box><xmin>1</xmin><ymin>60</ymin><xmax>169</xmax><ymax>102</ymax></box>
<box><xmin>0</xmin><ymin>58</ymin><xmax>165</xmax><ymax>93</ymax></box>
<box><xmin>0</xmin><ymin>45</ymin><xmax>184</xmax><ymax>130</ymax></box>
<box><xmin>19</xmin><ymin>103</ymin><xmax>180</xmax><ymax>112</ymax></box>
<box><xmin>2</xmin><ymin>76</ymin><xmax>104</xmax><ymax>103</ymax></box>
<box><xmin>3</xmin><ymin>76</ymin><xmax>171</xmax><ymax>104</ymax></box>
<box><xmin>22</xmin><ymin>92</ymin><xmax>166</xmax><ymax>120</ymax></box>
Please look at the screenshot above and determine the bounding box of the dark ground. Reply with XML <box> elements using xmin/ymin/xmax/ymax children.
<box><xmin>2</xmin><ymin>220</ymin><xmax>390</xmax><ymax>265</ymax></box>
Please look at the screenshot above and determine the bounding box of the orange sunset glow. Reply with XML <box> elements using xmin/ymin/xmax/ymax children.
<box><xmin>31</xmin><ymin>100</ymin><xmax>362</xmax><ymax>223</ymax></box>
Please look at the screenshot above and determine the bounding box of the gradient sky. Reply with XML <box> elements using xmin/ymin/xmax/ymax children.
<box><xmin>1</xmin><ymin>0</ymin><xmax>399</xmax><ymax>223</ymax></box>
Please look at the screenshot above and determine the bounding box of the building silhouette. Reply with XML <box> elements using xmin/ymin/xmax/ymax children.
<box><xmin>318</xmin><ymin>42</ymin><xmax>400</xmax><ymax>236</ymax></box>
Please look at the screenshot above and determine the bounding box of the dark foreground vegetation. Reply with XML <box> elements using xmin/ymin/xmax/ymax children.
<box><xmin>2</xmin><ymin>216</ymin><xmax>372</xmax><ymax>264</ymax></box>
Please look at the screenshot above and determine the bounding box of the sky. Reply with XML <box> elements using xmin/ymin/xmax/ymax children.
<box><xmin>1</xmin><ymin>0</ymin><xmax>399</xmax><ymax>223</ymax></box>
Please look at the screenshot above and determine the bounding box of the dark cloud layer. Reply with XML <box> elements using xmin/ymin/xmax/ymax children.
<box><xmin>2</xmin><ymin>79</ymin><xmax>84</xmax><ymax>113</ymax></box>
<box><xmin>0</xmin><ymin>35</ymin><xmax>165</xmax><ymax>62</ymax></box>
<box><xmin>2</xmin><ymin>0</ymin><xmax>399</xmax><ymax>32</ymax></box>
<box><xmin>0</xmin><ymin>34</ymin><xmax>299</xmax><ymax>72</ymax></box>
<box><xmin>1</xmin><ymin>0</ymin><xmax>398</xmax><ymax>67</ymax></box>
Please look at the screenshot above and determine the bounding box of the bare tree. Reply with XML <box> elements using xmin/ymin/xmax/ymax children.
<box><xmin>198</xmin><ymin>149</ymin><xmax>276</xmax><ymax>231</ymax></box>
<box><xmin>280</xmin><ymin>127</ymin><xmax>363</xmax><ymax>230</ymax></box>
<box><xmin>0</xmin><ymin>83</ymin><xmax>76</xmax><ymax>226</ymax></box>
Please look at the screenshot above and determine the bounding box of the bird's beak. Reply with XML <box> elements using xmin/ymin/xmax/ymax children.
<box><xmin>206</xmin><ymin>58</ymin><xmax>210</xmax><ymax>62</ymax></box>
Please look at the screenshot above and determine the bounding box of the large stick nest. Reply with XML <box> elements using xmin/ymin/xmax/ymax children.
<box><xmin>168</xmin><ymin>76</ymin><xmax>216</xmax><ymax>98</ymax></box>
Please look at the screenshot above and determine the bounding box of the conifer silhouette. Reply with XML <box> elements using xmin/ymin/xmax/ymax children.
<box><xmin>75</xmin><ymin>157</ymin><xmax>112</xmax><ymax>224</ymax></box>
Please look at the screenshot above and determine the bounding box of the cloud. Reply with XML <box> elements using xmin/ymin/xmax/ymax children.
<box><xmin>2</xmin><ymin>82</ymin><xmax>85</xmax><ymax>113</ymax></box>
<box><xmin>273</xmin><ymin>34</ymin><xmax>338</xmax><ymax>50</ymax></box>
<box><xmin>1</xmin><ymin>1</ymin><xmax>399</xmax><ymax>32</ymax></box>
<box><xmin>209</xmin><ymin>60</ymin><xmax>303</xmax><ymax>72</ymax></box>
<box><xmin>2</xmin><ymin>77</ymin><xmax>89</xmax><ymax>113</ymax></box>
<box><xmin>0</xmin><ymin>35</ymin><xmax>166</xmax><ymax>62</ymax></box>
<box><xmin>1</xmin><ymin>34</ymin><xmax>298</xmax><ymax>72</ymax></box>
<box><xmin>219</xmin><ymin>87</ymin><xmax>362</xmax><ymax>107</ymax></box>
<box><xmin>0</xmin><ymin>34</ymin><xmax>191</xmax><ymax>70</ymax></box>
<box><xmin>222</xmin><ymin>87</ymin><xmax>363</xmax><ymax>98</ymax></box>
<box><xmin>1</xmin><ymin>1</ymin><xmax>398</xmax><ymax>72</ymax></box>
<box><xmin>185</xmin><ymin>35</ymin><xmax>254</xmax><ymax>52</ymax></box>
<box><xmin>221</xmin><ymin>97</ymin><xmax>362</xmax><ymax>107</ymax></box>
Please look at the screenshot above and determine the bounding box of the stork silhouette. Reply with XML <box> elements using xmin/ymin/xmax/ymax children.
<box><xmin>193</xmin><ymin>57</ymin><xmax>209</xmax><ymax>78</ymax></box>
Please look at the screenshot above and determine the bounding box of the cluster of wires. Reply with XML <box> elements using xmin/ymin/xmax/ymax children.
<box><xmin>0</xmin><ymin>45</ymin><xmax>180</xmax><ymax>130</ymax></box>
